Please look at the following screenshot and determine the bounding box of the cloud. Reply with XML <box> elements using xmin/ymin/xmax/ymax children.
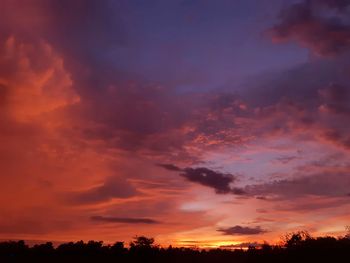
<box><xmin>182</xmin><ymin>167</ymin><xmax>237</xmax><ymax>194</ymax></box>
<box><xmin>217</xmin><ymin>225</ymin><xmax>267</xmax><ymax>235</ymax></box>
<box><xmin>157</xmin><ymin>163</ymin><xmax>182</xmax><ymax>171</ymax></box>
<box><xmin>0</xmin><ymin>36</ymin><xmax>79</xmax><ymax>122</ymax></box>
<box><xmin>90</xmin><ymin>216</ymin><xmax>161</xmax><ymax>224</ymax></box>
<box><xmin>245</xmin><ymin>172</ymin><xmax>350</xmax><ymax>200</ymax></box>
<box><xmin>0</xmin><ymin>0</ymin><xmax>350</xmax><ymax>244</ymax></box>
<box><xmin>243</xmin><ymin>74</ymin><xmax>350</xmax><ymax>152</ymax></box>
<box><xmin>268</xmin><ymin>0</ymin><xmax>350</xmax><ymax>56</ymax></box>
<box><xmin>275</xmin><ymin>156</ymin><xmax>299</xmax><ymax>164</ymax></box>
<box><xmin>159</xmin><ymin>164</ymin><xmax>245</xmax><ymax>194</ymax></box>
<box><xmin>273</xmin><ymin>196</ymin><xmax>350</xmax><ymax>212</ymax></box>
<box><xmin>68</xmin><ymin>177</ymin><xmax>137</xmax><ymax>205</ymax></box>
<box><xmin>318</xmin><ymin>0</ymin><xmax>350</xmax><ymax>10</ymax></box>
<box><xmin>0</xmin><ymin>217</ymin><xmax>73</xmax><ymax>235</ymax></box>
<box><xmin>322</xmin><ymin>129</ymin><xmax>350</xmax><ymax>149</ymax></box>
<box><xmin>318</xmin><ymin>83</ymin><xmax>350</xmax><ymax>115</ymax></box>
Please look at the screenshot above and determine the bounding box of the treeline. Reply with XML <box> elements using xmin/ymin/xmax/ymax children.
<box><xmin>1</xmin><ymin>232</ymin><xmax>350</xmax><ymax>262</ymax></box>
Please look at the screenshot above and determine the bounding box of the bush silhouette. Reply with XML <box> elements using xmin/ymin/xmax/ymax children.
<box><xmin>1</xmin><ymin>232</ymin><xmax>350</xmax><ymax>262</ymax></box>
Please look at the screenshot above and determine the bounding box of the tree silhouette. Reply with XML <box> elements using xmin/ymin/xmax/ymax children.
<box><xmin>1</xmin><ymin>232</ymin><xmax>350</xmax><ymax>262</ymax></box>
<box><xmin>283</xmin><ymin>230</ymin><xmax>311</xmax><ymax>247</ymax></box>
<box><xmin>130</xmin><ymin>236</ymin><xmax>155</xmax><ymax>248</ymax></box>
<box><xmin>345</xmin><ymin>225</ymin><xmax>350</xmax><ymax>239</ymax></box>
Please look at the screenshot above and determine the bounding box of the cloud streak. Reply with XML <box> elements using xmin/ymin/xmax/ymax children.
<box><xmin>245</xmin><ymin>172</ymin><xmax>350</xmax><ymax>200</ymax></box>
<box><xmin>90</xmin><ymin>216</ymin><xmax>161</xmax><ymax>224</ymax></box>
<box><xmin>217</xmin><ymin>225</ymin><xmax>267</xmax><ymax>236</ymax></box>
<box><xmin>68</xmin><ymin>177</ymin><xmax>137</xmax><ymax>205</ymax></box>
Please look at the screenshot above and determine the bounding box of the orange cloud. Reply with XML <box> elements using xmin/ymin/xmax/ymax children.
<box><xmin>0</xmin><ymin>36</ymin><xmax>79</xmax><ymax>122</ymax></box>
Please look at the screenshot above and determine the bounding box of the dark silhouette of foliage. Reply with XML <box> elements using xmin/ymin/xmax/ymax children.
<box><xmin>283</xmin><ymin>230</ymin><xmax>311</xmax><ymax>248</ymax></box>
<box><xmin>346</xmin><ymin>225</ymin><xmax>350</xmax><ymax>239</ymax></box>
<box><xmin>1</xmin><ymin>232</ymin><xmax>350</xmax><ymax>263</ymax></box>
<box><xmin>130</xmin><ymin>236</ymin><xmax>155</xmax><ymax>248</ymax></box>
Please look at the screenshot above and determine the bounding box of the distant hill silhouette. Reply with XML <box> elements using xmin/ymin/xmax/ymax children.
<box><xmin>1</xmin><ymin>232</ymin><xmax>350</xmax><ymax>262</ymax></box>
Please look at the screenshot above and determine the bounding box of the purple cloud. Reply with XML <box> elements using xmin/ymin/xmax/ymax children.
<box><xmin>159</xmin><ymin>164</ymin><xmax>245</xmax><ymax>194</ymax></box>
<box><xmin>218</xmin><ymin>225</ymin><xmax>267</xmax><ymax>235</ymax></box>
<box><xmin>268</xmin><ymin>0</ymin><xmax>350</xmax><ymax>56</ymax></box>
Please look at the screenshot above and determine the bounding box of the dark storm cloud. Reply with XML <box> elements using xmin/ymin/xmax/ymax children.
<box><xmin>269</xmin><ymin>0</ymin><xmax>350</xmax><ymax>56</ymax></box>
<box><xmin>158</xmin><ymin>164</ymin><xmax>245</xmax><ymax>194</ymax></box>
<box><xmin>68</xmin><ymin>177</ymin><xmax>137</xmax><ymax>204</ymax></box>
<box><xmin>217</xmin><ymin>225</ymin><xmax>266</xmax><ymax>235</ymax></box>
<box><xmin>90</xmin><ymin>216</ymin><xmax>160</xmax><ymax>224</ymax></box>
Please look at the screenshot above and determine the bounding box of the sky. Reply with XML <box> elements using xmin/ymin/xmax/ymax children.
<box><xmin>0</xmin><ymin>0</ymin><xmax>350</xmax><ymax>248</ymax></box>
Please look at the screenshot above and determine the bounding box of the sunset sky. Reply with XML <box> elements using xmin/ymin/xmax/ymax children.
<box><xmin>1</xmin><ymin>0</ymin><xmax>350</xmax><ymax>248</ymax></box>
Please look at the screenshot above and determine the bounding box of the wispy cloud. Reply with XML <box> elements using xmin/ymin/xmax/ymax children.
<box><xmin>68</xmin><ymin>177</ymin><xmax>137</xmax><ymax>205</ymax></box>
<box><xmin>217</xmin><ymin>225</ymin><xmax>267</xmax><ymax>235</ymax></box>
<box><xmin>90</xmin><ymin>216</ymin><xmax>161</xmax><ymax>224</ymax></box>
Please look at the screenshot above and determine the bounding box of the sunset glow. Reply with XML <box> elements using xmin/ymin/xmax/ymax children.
<box><xmin>1</xmin><ymin>0</ymin><xmax>350</xmax><ymax>249</ymax></box>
